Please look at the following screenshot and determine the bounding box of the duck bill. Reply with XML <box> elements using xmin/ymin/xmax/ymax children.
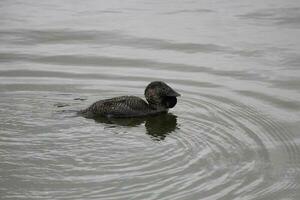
<box><xmin>167</xmin><ymin>89</ymin><xmax>181</xmax><ymax>97</ymax></box>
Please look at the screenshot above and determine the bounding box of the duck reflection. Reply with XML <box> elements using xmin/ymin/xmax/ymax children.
<box><xmin>93</xmin><ymin>113</ymin><xmax>178</xmax><ymax>141</ymax></box>
<box><xmin>145</xmin><ymin>113</ymin><xmax>178</xmax><ymax>141</ymax></box>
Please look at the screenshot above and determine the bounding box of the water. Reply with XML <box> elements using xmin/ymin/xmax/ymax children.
<box><xmin>1</xmin><ymin>0</ymin><xmax>300</xmax><ymax>199</ymax></box>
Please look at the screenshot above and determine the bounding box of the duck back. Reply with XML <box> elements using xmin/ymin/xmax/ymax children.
<box><xmin>80</xmin><ymin>96</ymin><xmax>155</xmax><ymax>118</ymax></box>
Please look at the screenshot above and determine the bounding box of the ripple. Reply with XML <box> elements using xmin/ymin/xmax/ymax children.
<box><xmin>238</xmin><ymin>7</ymin><xmax>300</xmax><ymax>28</ymax></box>
<box><xmin>65</xmin><ymin>91</ymin><xmax>298</xmax><ymax>199</ymax></box>
<box><xmin>0</xmin><ymin>29</ymin><xmax>262</xmax><ymax>56</ymax></box>
<box><xmin>1</xmin><ymin>73</ymin><xmax>299</xmax><ymax>199</ymax></box>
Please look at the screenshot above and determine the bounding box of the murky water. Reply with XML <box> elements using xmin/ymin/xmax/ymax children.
<box><xmin>1</xmin><ymin>0</ymin><xmax>300</xmax><ymax>199</ymax></box>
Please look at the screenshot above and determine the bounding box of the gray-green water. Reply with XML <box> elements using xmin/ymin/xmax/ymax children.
<box><xmin>1</xmin><ymin>0</ymin><xmax>300</xmax><ymax>199</ymax></box>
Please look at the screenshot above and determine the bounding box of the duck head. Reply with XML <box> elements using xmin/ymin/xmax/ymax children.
<box><xmin>144</xmin><ymin>81</ymin><xmax>180</xmax><ymax>110</ymax></box>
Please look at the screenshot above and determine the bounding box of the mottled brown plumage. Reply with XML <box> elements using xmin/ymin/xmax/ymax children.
<box><xmin>79</xmin><ymin>81</ymin><xmax>180</xmax><ymax>118</ymax></box>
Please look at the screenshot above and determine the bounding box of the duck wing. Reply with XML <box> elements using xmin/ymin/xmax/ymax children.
<box><xmin>82</xmin><ymin>96</ymin><xmax>151</xmax><ymax>118</ymax></box>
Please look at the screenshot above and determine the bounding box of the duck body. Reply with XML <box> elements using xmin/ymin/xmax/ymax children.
<box><xmin>79</xmin><ymin>81</ymin><xmax>180</xmax><ymax>118</ymax></box>
<box><xmin>80</xmin><ymin>96</ymin><xmax>165</xmax><ymax>118</ymax></box>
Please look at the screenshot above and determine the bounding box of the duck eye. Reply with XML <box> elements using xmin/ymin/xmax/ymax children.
<box><xmin>147</xmin><ymin>88</ymin><xmax>157</xmax><ymax>97</ymax></box>
<box><xmin>163</xmin><ymin>96</ymin><xmax>177</xmax><ymax>108</ymax></box>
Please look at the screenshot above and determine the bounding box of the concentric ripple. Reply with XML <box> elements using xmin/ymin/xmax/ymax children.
<box><xmin>176</xmin><ymin>94</ymin><xmax>299</xmax><ymax>199</ymax></box>
<box><xmin>3</xmin><ymin>78</ymin><xmax>300</xmax><ymax>200</ymax></box>
<box><xmin>80</xmin><ymin>90</ymin><xmax>298</xmax><ymax>200</ymax></box>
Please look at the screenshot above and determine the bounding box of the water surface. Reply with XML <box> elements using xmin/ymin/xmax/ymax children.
<box><xmin>1</xmin><ymin>0</ymin><xmax>300</xmax><ymax>199</ymax></box>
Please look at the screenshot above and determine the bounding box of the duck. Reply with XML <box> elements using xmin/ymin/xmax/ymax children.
<box><xmin>79</xmin><ymin>81</ymin><xmax>180</xmax><ymax>118</ymax></box>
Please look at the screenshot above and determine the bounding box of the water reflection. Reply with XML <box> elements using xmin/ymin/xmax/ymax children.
<box><xmin>145</xmin><ymin>113</ymin><xmax>178</xmax><ymax>141</ymax></box>
<box><xmin>93</xmin><ymin>113</ymin><xmax>178</xmax><ymax>141</ymax></box>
